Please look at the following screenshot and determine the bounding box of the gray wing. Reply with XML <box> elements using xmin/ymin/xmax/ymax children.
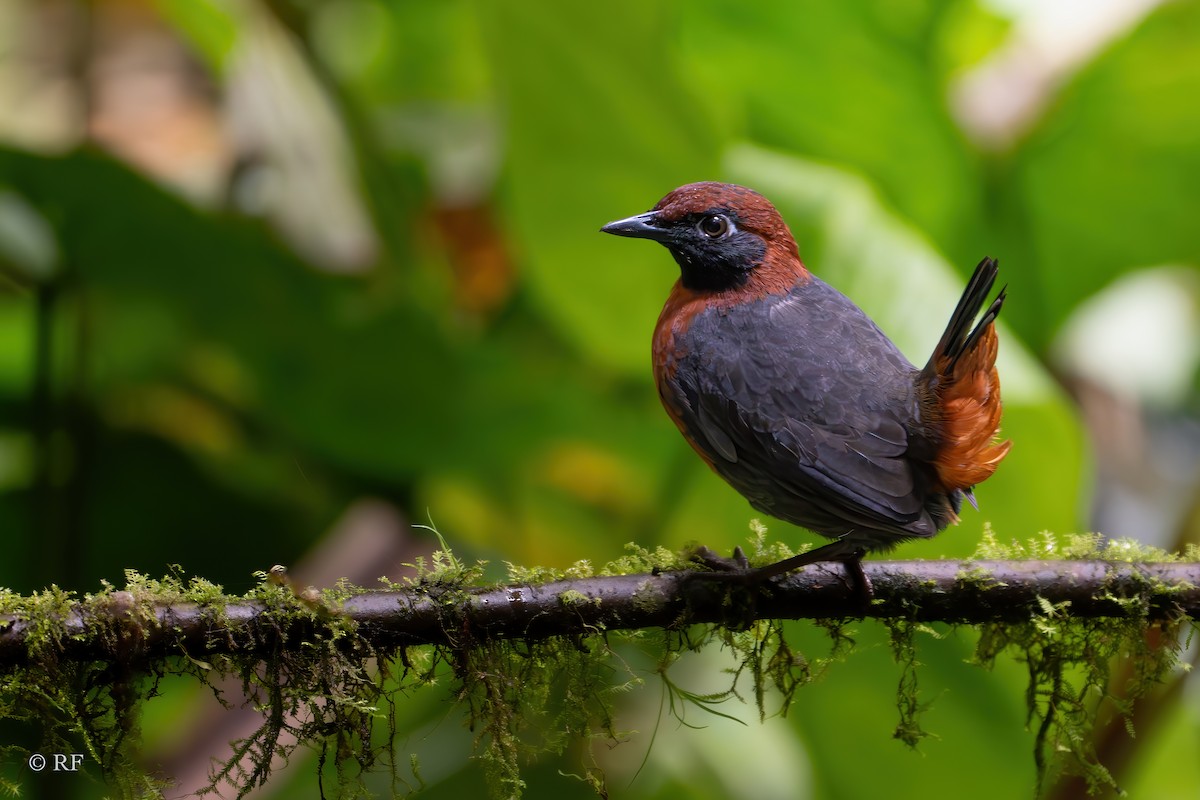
<box><xmin>675</xmin><ymin>279</ymin><xmax>936</xmax><ymax>537</ymax></box>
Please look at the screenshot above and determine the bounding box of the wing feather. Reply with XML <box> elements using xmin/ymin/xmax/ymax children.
<box><xmin>670</xmin><ymin>277</ymin><xmax>938</xmax><ymax>538</ymax></box>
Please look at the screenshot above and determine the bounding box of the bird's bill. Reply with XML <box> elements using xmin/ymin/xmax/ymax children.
<box><xmin>600</xmin><ymin>211</ymin><xmax>671</xmax><ymax>242</ymax></box>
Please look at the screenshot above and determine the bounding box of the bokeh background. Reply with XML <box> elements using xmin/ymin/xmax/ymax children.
<box><xmin>1</xmin><ymin>0</ymin><xmax>1199</xmax><ymax>797</ymax></box>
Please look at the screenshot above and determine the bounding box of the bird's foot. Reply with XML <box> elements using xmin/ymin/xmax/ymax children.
<box><xmin>678</xmin><ymin>546</ymin><xmax>763</xmax><ymax>628</ymax></box>
<box><xmin>689</xmin><ymin>544</ymin><xmax>751</xmax><ymax>572</ymax></box>
<box><xmin>839</xmin><ymin>558</ymin><xmax>873</xmax><ymax>609</ymax></box>
<box><xmin>681</xmin><ymin>545</ymin><xmax>767</xmax><ymax>587</ymax></box>
<box><xmin>684</xmin><ymin>544</ymin><xmax>873</xmax><ymax>613</ymax></box>
<box><xmin>734</xmin><ymin>547</ymin><xmax>875</xmax><ymax>613</ymax></box>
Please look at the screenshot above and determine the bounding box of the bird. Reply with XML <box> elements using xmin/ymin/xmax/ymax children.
<box><xmin>600</xmin><ymin>181</ymin><xmax>1010</xmax><ymax>593</ymax></box>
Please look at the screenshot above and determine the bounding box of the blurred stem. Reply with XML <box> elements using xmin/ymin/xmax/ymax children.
<box><xmin>29</xmin><ymin>280</ymin><xmax>91</xmax><ymax>593</ymax></box>
<box><xmin>29</xmin><ymin>0</ymin><xmax>98</xmax><ymax>593</ymax></box>
<box><xmin>30</xmin><ymin>282</ymin><xmax>61</xmax><ymax>591</ymax></box>
<box><xmin>62</xmin><ymin>287</ymin><xmax>93</xmax><ymax>585</ymax></box>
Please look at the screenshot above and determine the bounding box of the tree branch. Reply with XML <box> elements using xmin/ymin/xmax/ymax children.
<box><xmin>3</xmin><ymin>560</ymin><xmax>1197</xmax><ymax>665</ymax></box>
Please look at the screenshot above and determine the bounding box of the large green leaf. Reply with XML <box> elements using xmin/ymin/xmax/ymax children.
<box><xmin>1012</xmin><ymin>0</ymin><xmax>1200</xmax><ymax>349</ymax></box>
<box><xmin>776</xmin><ymin>621</ymin><xmax>1036</xmax><ymax>799</ymax></box>
<box><xmin>477</xmin><ymin>1</ymin><xmax>721</xmax><ymax>374</ymax></box>
<box><xmin>680</xmin><ymin>0</ymin><xmax>989</xmax><ymax>266</ymax></box>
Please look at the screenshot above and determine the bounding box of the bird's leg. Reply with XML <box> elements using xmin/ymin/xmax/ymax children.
<box><xmin>685</xmin><ymin>543</ymin><xmax>874</xmax><ymax>620</ymax></box>
<box><xmin>688</xmin><ymin>539</ymin><xmax>870</xmax><ymax>597</ymax></box>
<box><xmin>744</xmin><ymin>541</ymin><xmax>865</xmax><ymax>582</ymax></box>
<box><xmin>840</xmin><ymin>554</ymin><xmax>873</xmax><ymax>605</ymax></box>
<box><xmin>680</xmin><ymin>546</ymin><xmax>761</xmax><ymax>629</ymax></box>
<box><xmin>756</xmin><ymin>546</ymin><xmax>874</xmax><ymax>613</ymax></box>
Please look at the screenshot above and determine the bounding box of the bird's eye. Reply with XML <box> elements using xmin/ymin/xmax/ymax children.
<box><xmin>698</xmin><ymin>214</ymin><xmax>731</xmax><ymax>238</ymax></box>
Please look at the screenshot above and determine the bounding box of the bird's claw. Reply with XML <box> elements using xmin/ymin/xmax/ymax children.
<box><xmin>689</xmin><ymin>545</ymin><xmax>751</xmax><ymax>573</ymax></box>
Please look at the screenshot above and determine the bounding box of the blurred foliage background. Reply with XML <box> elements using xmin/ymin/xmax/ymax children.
<box><xmin>1</xmin><ymin>0</ymin><xmax>1199</xmax><ymax>798</ymax></box>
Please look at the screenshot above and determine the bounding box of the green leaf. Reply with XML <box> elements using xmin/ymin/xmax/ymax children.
<box><xmin>478</xmin><ymin>1</ymin><xmax>721</xmax><ymax>373</ymax></box>
<box><xmin>680</xmin><ymin>0</ymin><xmax>987</xmax><ymax>263</ymax></box>
<box><xmin>153</xmin><ymin>0</ymin><xmax>239</xmax><ymax>73</ymax></box>
<box><xmin>1012</xmin><ymin>1</ymin><xmax>1200</xmax><ymax>349</ymax></box>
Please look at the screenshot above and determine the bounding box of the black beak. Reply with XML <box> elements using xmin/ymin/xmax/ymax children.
<box><xmin>600</xmin><ymin>211</ymin><xmax>672</xmax><ymax>242</ymax></box>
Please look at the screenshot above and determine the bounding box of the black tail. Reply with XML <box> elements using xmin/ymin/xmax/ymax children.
<box><xmin>924</xmin><ymin>257</ymin><xmax>1005</xmax><ymax>375</ymax></box>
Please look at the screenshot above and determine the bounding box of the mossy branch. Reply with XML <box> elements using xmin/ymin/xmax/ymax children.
<box><xmin>3</xmin><ymin>560</ymin><xmax>1198</xmax><ymax>664</ymax></box>
<box><xmin>2</xmin><ymin>534</ymin><xmax>1198</xmax><ymax>799</ymax></box>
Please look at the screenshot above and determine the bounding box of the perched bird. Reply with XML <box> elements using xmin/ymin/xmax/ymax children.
<box><xmin>601</xmin><ymin>182</ymin><xmax>1010</xmax><ymax>590</ymax></box>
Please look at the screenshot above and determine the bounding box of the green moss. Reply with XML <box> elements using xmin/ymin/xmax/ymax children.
<box><xmin>558</xmin><ymin>589</ymin><xmax>600</xmax><ymax>609</ymax></box>
<box><xmin>964</xmin><ymin>530</ymin><xmax>1194</xmax><ymax>794</ymax></box>
<box><xmin>601</xmin><ymin>542</ymin><xmax>686</xmax><ymax>575</ymax></box>
<box><xmin>1</xmin><ymin>529</ymin><xmax>1196</xmax><ymax>798</ymax></box>
<box><xmin>0</xmin><ymin>582</ymin><xmax>170</xmax><ymax>798</ymax></box>
<box><xmin>884</xmin><ymin>620</ymin><xmax>945</xmax><ymax>748</ymax></box>
<box><xmin>970</xmin><ymin>527</ymin><xmax>1184</xmax><ymax>564</ymax></box>
<box><xmin>629</xmin><ymin>577</ymin><xmax>664</xmax><ymax>616</ymax></box>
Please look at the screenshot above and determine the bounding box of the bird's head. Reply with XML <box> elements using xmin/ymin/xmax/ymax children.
<box><xmin>601</xmin><ymin>182</ymin><xmax>806</xmax><ymax>295</ymax></box>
